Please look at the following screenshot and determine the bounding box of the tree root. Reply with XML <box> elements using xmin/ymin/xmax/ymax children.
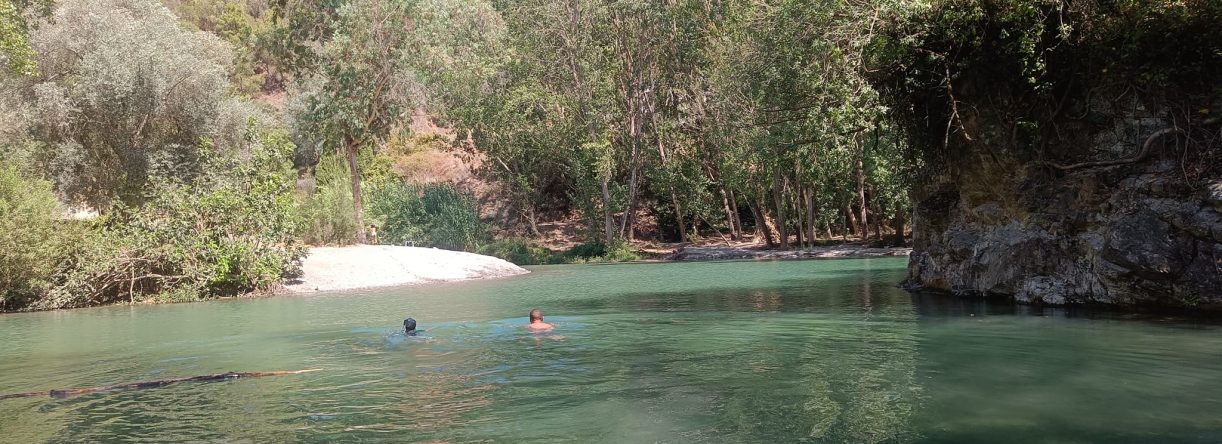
<box><xmin>1050</xmin><ymin>127</ymin><xmax>1184</xmax><ymax>171</ymax></box>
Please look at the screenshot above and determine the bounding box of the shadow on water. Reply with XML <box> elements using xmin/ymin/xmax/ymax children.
<box><xmin>910</xmin><ymin>290</ymin><xmax>1222</xmax><ymax>328</ymax></box>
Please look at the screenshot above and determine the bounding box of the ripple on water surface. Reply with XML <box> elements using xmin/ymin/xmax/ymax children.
<box><xmin>1</xmin><ymin>258</ymin><xmax>1221</xmax><ymax>443</ymax></box>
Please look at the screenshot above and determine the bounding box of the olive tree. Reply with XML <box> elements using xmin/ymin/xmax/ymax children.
<box><xmin>0</xmin><ymin>0</ymin><xmax>39</xmax><ymax>76</ymax></box>
<box><xmin>14</xmin><ymin>0</ymin><xmax>259</xmax><ymax>208</ymax></box>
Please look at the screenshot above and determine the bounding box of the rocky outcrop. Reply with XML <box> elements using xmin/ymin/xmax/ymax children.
<box><xmin>905</xmin><ymin>101</ymin><xmax>1222</xmax><ymax>309</ymax></box>
<box><xmin>880</xmin><ymin>2</ymin><xmax>1222</xmax><ymax>310</ymax></box>
<box><xmin>285</xmin><ymin>245</ymin><xmax>528</xmax><ymax>293</ymax></box>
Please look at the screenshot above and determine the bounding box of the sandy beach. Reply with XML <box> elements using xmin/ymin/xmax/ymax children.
<box><xmin>284</xmin><ymin>245</ymin><xmax>529</xmax><ymax>293</ymax></box>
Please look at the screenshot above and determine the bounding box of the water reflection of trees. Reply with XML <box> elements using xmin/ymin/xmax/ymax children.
<box><xmin>644</xmin><ymin>279</ymin><xmax>923</xmax><ymax>442</ymax></box>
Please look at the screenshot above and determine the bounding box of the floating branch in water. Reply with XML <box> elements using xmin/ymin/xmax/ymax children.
<box><xmin>0</xmin><ymin>369</ymin><xmax>322</xmax><ymax>400</ymax></box>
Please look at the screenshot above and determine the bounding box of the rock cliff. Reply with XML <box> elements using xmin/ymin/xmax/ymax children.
<box><xmin>905</xmin><ymin>96</ymin><xmax>1221</xmax><ymax>309</ymax></box>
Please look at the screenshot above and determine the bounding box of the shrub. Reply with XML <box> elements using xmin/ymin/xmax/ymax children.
<box><xmin>563</xmin><ymin>240</ymin><xmax>609</xmax><ymax>260</ymax></box>
<box><xmin>555</xmin><ymin>240</ymin><xmax>640</xmax><ymax>263</ymax></box>
<box><xmin>297</xmin><ymin>156</ymin><xmax>359</xmax><ymax>245</ymax></box>
<box><xmin>419</xmin><ymin>184</ymin><xmax>489</xmax><ymax>251</ymax></box>
<box><xmin>36</xmin><ymin>130</ymin><xmax>306</xmax><ymax>310</ymax></box>
<box><xmin>602</xmin><ymin>240</ymin><xmax>641</xmax><ymax>262</ymax></box>
<box><xmin>477</xmin><ymin>238</ymin><xmax>640</xmax><ymax>265</ymax></box>
<box><xmin>0</xmin><ymin>163</ymin><xmax>73</xmax><ymax>310</ymax></box>
<box><xmin>367</xmin><ymin>181</ymin><xmax>490</xmax><ymax>251</ymax></box>
<box><xmin>477</xmin><ymin>238</ymin><xmax>554</xmax><ymax>265</ymax></box>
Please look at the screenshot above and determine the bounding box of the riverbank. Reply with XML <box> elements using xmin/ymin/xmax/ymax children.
<box><xmin>284</xmin><ymin>245</ymin><xmax>529</xmax><ymax>293</ymax></box>
<box><xmin>667</xmin><ymin>244</ymin><xmax>911</xmax><ymax>261</ymax></box>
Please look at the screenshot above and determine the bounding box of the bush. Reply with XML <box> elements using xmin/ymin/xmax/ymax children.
<box><xmin>477</xmin><ymin>238</ymin><xmax>555</xmax><ymax>265</ymax></box>
<box><xmin>297</xmin><ymin>156</ymin><xmax>359</xmax><ymax>245</ymax></box>
<box><xmin>34</xmin><ymin>130</ymin><xmax>306</xmax><ymax>310</ymax></box>
<box><xmin>563</xmin><ymin>240</ymin><xmax>609</xmax><ymax>260</ymax></box>
<box><xmin>602</xmin><ymin>240</ymin><xmax>641</xmax><ymax>262</ymax></box>
<box><xmin>0</xmin><ymin>163</ymin><xmax>74</xmax><ymax>310</ymax></box>
<box><xmin>367</xmin><ymin>181</ymin><xmax>490</xmax><ymax>251</ymax></box>
<box><xmin>555</xmin><ymin>240</ymin><xmax>641</xmax><ymax>263</ymax></box>
<box><xmin>475</xmin><ymin>238</ymin><xmax>641</xmax><ymax>266</ymax></box>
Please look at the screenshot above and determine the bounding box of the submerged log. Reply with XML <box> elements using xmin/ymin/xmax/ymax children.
<box><xmin>0</xmin><ymin>369</ymin><xmax>321</xmax><ymax>400</ymax></box>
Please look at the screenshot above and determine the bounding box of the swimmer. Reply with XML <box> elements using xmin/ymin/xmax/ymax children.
<box><xmin>527</xmin><ymin>308</ymin><xmax>554</xmax><ymax>331</ymax></box>
<box><xmin>403</xmin><ymin>318</ymin><xmax>418</xmax><ymax>336</ymax></box>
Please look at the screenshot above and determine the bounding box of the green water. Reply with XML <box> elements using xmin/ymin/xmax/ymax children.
<box><xmin>1</xmin><ymin>258</ymin><xmax>1221</xmax><ymax>443</ymax></box>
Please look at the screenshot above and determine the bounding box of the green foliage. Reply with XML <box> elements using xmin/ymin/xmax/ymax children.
<box><xmin>477</xmin><ymin>238</ymin><xmax>554</xmax><ymax>266</ymax></box>
<box><xmin>0</xmin><ymin>0</ymin><xmax>38</xmax><ymax>75</ymax></box>
<box><xmin>366</xmin><ymin>181</ymin><xmax>490</xmax><ymax>251</ymax></box>
<box><xmin>296</xmin><ymin>156</ymin><xmax>359</xmax><ymax>245</ymax></box>
<box><xmin>425</xmin><ymin>0</ymin><xmax>916</xmax><ymax>245</ymax></box>
<box><xmin>10</xmin><ymin>0</ymin><xmax>256</xmax><ymax>209</ymax></box>
<box><xmin>297</xmin><ymin>0</ymin><xmax>420</xmax><ymax>151</ymax></box>
<box><xmin>555</xmin><ymin>240</ymin><xmax>640</xmax><ymax>263</ymax></box>
<box><xmin>0</xmin><ymin>162</ymin><xmax>74</xmax><ymax>309</ymax></box>
<box><xmin>34</xmin><ymin>129</ymin><xmax>305</xmax><ymax>310</ymax></box>
<box><xmin>563</xmin><ymin>240</ymin><xmax>611</xmax><ymax>261</ymax></box>
<box><xmin>874</xmin><ymin>0</ymin><xmax>1222</xmax><ymax>165</ymax></box>
<box><xmin>263</xmin><ymin>0</ymin><xmax>340</xmax><ymax>76</ymax></box>
<box><xmin>475</xmin><ymin>238</ymin><xmax>641</xmax><ymax>265</ymax></box>
<box><xmin>600</xmin><ymin>240</ymin><xmax>641</xmax><ymax>262</ymax></box>
<box><xmin>289</xmin><ymin>0</ymin><xmax>431</xmax><ymax>243</ymax></box>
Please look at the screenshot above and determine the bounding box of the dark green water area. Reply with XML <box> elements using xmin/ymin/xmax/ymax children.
<box><xmin>2</xmin><ymin>258</ymin><xmax>1220</xmax><ymax>442</ymax></box>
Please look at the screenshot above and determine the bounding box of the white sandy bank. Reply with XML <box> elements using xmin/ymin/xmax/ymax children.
<box><xmin>284</xmin><ymin>245</ymin><xmax>529</xmax><ymax>293</ymax></box>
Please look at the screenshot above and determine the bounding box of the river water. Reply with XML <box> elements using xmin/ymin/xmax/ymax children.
<box><xmin>1</xmin><ymin>258</ymin><xmax>1220</xmax><ymax>443</ymax></box>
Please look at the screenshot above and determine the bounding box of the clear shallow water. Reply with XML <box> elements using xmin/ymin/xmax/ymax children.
<box><xmin>1</xmin><ymin>258</ymin><xmax>1220</xmax><ymax>443</ymax></box>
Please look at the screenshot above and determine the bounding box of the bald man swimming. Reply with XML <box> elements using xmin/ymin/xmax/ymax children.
<box><xmin>526</xmin><ymin>308</ymin><xmax>554</xmax><ymax>331</ymax></box>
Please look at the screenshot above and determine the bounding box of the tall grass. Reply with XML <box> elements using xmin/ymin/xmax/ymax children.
<box><xmin>367</xmin><ymin>181</ymin><xmax>489</xmax><ymax>251</ymax></box>
<box><xmin>297</xmin><ymin>157</ymin><xmax>358</xmax><ymax>245</ymax></box>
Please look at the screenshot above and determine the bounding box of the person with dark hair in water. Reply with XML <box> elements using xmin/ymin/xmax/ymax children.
<box><xmin>527</xmin><ymin>308</ymin><xmax>554</xmax><ymax>331</ymax></box>
<box><xmin>403</xmin><ymin>318</ymin><xmax>418</xmax><ymax>336</ymax></box>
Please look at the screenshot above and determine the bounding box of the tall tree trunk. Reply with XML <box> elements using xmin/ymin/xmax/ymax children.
<box><xmin>718</xmin><ymin>185</ymin><xmax>737</xmax><ymax>240</ymax></box>
<box><xmin>872</xmin><ymin>204</ymin><xmax>883</xmax><ymax>241</ymax></box>
<box><xmin>791</xmin><ymin>203</ymin><xmax>801</xmax><ymax>248</ymax></box>
<box><xmin>749</xmin><ymin>200</ymin><xmax>775</xmax><ymax>247</ymax></box>
<box><xmin>346</xmin><ymin>139</ymin><xmax>367</xmax><ymax>244</ymax></box>
<box><xmin>671</xmin><ymin>189</ymin><xmax>687</xmax><ymax>243</ymax></box>
<box><xmin>620</xmin><ymin>161</ymin><xmax>639</xmax><ymax>241</ymax></box>
<box><xmin>892</xmin><ymin>212</ymin><xmax>906</xmax><ymax>247</ymax></box>
<box><xmin>601</xmin><ymin>175</ymin><xmax>614</xmax><ymax>244</ymax></box>
<box><xmin>856</xmin><ymin>146</ymin><xmax>868</xmax><ymax>241</ymax></box>
<box><xmin>805</xmin><ymin>186</ymin><xmax>817</xmax><ymax>244</ymax></box>
<box><xmin>845</xmin><ymin>205</ymin><xmax>858</xmax><ymax>240</ymax></box>
<box><xmin>729</xmin><ymin>189</ymin><xmax>744</xmax><ymax>240</ymax></box>
<box><xmin>845</xmin><ymin>207</ymin><xmax>855</xmax><ymax>242</ymax></box>
<box><xmin>792</xmin><ymin>187</ymin><xmax>804</xmax><ymax>248</ymax></box>
<box><xmin>772</xmin><ymin>169</ymin><xmax>789</xmax><ymax>249</ymax></box>
<box><xmin>527</xmin><ymin>205</ymin><xmax>540</xmax><ymax>237</ymax></box>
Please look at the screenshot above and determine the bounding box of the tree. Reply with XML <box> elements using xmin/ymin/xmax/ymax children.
<box><xmin>12</xmin><ymin>0</ymin><xmax>255</xmax><ymax>209</ymax></box>
<box><xmin>391</xmin><ymin>0</ymin><xmax>917</xmax><ymax>247</ymax></box>
<box><xmin>294</xmin><ymin>0</ymin><xmax>419</xmax><ymax>244</ymax></box>
<box><xmin>0</xmin><ymin>0</ymin><xmax>40</xmax><ymax>76</ymax></box>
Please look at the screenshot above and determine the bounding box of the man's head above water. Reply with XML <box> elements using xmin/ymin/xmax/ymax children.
<box><xmin>527</xmin><ymin>308</ymin><xmax>553</xmax><ymax>330</ymax></box>
<box><xmin>404</xmin><ymin>317</ymin><xmax>417</xmax><ymax>335</ymax></box>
